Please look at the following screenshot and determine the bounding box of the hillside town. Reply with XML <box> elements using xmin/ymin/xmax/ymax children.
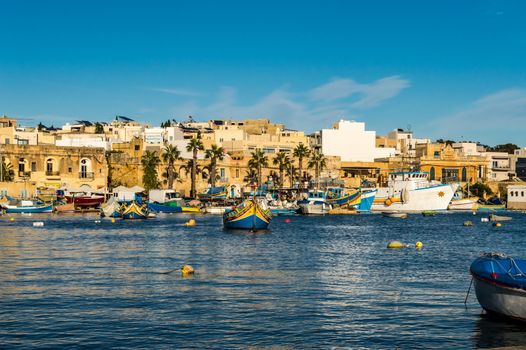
<box><xmin>0</xmin><ymin>114</ymin><xmax>525</xmax><ymax>210</ymax></box>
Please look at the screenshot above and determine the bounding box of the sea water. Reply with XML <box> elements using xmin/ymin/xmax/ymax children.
<box><xmin>1</xmin><ymin>212</ymin><xmax>526</xmax><ymax>349</ymax></box>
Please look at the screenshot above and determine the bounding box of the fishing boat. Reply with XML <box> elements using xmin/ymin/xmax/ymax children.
<box><xmin>449</xmin><ymin>197</ymin><xmax>479</xmax><ymax>211</ymax></box>
<box><xmin>326</xmin><ymin>187</ymin><xmax>361</xmax><ymax>208</ymax></box>
<box><xmin>100</xmin><ymin>197</ymin><xmax>122</xmax><ymax>218</ymax></box>
<box><xmin>421</xmin><ymin>210</ymin><xmax>437</xmax><ymax>216</ymax></box>
<box><xmin>470</xmin><ymin>253</ymin><xmax>526</xmax><ymax>321</ymax></box>
<box><xmin>198</xmin><ymin>186</ymin><xmax>227</xmax><ymax>201</ymax></box>
<box><xmin>223</xmin><ymin>198</ymin><xmax>271</xmax><ymax>230</ymax></box>
<box><xmin>478</xmin><ymin>197</ymin><xmax>506</xmax><ymax>211</ymax></box>
<box><xmin>68</xmin><ymin>194</ymin><xmax>105</xmax><ymax>209</ymax></box>
<box><xmin>353</xmin><ymin>189</ymin><xmax>377</xmax><ymax>212</ymax></box>
<box><xmin>382</xmin><ymin>211</ymin><xmax>408</xmax><ymax>219</ymax></box>
<box><xmin>121</xmin><ymin>201</ymin><xmax>148</xmax><ymax>220</ymax></box>
<box><xmin>372</xmin><ymin>172</ymin><xmax>457</xmax><ymax>213</ymax></box>
<box><xmin>4</xmin><ymin>200</ymin><xmax>53</xmax><ymax>214</ymax></box>
<box><xmin>297</xmin><ymin>190</ymin><xmax>332</xmax><ymax>215</ymax></box>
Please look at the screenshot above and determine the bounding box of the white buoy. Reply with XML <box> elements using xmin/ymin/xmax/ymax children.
<box><xmin>33</xmin><ymin>222</ymin><xmax>44</xmax><ymax>227</ymax></box>
<box><xmin>481</xmin><ymin>218</ymin><xmax>489</xmax><ymax>222</ymax></box>
<box><xmin>94</xmin><ymin>220</ymin><xmax>101</xmax><ymax>223</ymax></box>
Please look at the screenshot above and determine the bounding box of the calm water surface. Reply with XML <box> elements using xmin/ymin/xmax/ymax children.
<box><xmin>1</xmin><ymin>211</ymin><xmax>526</xmax><ymax>349</ymax></box>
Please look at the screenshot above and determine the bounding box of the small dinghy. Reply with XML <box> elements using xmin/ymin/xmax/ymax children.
<box><xmin>488</xmin><ymin>214</ymin><xmax>512</xmax><ymax>222</ymax></box>
<box><xmin>470</xmin><ymin>253</ymin><xmax>526</xmax><ymax>321</ymax></box>
<box><xmin>382</xmin><ymin>211</ymin><xmax>408</xmax><ymax>219</ymax></box>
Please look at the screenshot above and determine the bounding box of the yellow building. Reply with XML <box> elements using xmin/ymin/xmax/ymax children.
<box><xmin>0</xmin><ymin>144</ymin><xmax>107</xmax><ymax>198</ymax></box>
<box><xmin>417</xmin><ymin>143</ymin><xmax>487</xmax><ymax>184</ymax></box>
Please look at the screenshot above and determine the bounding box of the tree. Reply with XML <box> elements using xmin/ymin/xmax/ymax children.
<box><xmin>248</xmin><ymin>149</ymin><xmax>268</xmax><ymax>186</ymax></box>
<box><xmin>487</xmin><ymin>143</ymin><xmax>519</xmax><ymax>154</ymax></box>
<box><xmin>470</xmin><ymin>182</ymin><xmax>493</xmax><ymax>199</ymax></box>
<box><xmin>272</xmin><ymin>151</ymin><xmax>290</xmax><ymax>188</ymax></box>
<box><xmin>162</xmin><ymin>144</ymin><xmax>182</xmax><ymax>189</ymax></box>
<box><xmin>435</xmin><ymin>139</ymin><xmax>456</xmax><ymax>146</ymax></box>
<box><xmin>141</xmin><ymin>150</ymin><xmax>161</xmax><ymax>191</ymax></box>
<box><xmin>205</xmin><ymin>144</ymin><xmax>225</xmax><ymax>188</ymax></box>
<box><xmin>37</xmin><ymin>122</ymin><xmax>45</xmax><ymax>131</ymax></box>
<box><xmin>186</xmin><ymin>134</ymin><xmax>204</xmax><ymax>198</ymax></box>
<box><xmin>308</xmin><ymin>152</ymin><xmax>327</xmax><ymax>189</ymax></box>
<box><xmin>0</xmin><ymin>161</ymin><xmax>14</xmax><ymax>182</ymax></box>
<box><xmin>293</xmin><ymin>143</ymin><xmax>311</xmax><ymax>188</ymax></box>
<box><xmin>286</xmin><ymin>160</ymin><xmax>297</xmax><ymax>188</ymax></box>
<box><xmin>95</xmin><ymin>123</ymin><xmax>104</xmax><ymax>134</ymax></box>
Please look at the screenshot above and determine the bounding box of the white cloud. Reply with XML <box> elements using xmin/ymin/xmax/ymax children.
<box><xmin>149</xmin><ymin>87</ymin><xmax>202</xmax><ymax>97</ymax></box>
<box><xmin>308</xmin><ymin>76</ymin><xmax>410</xmax><ymax>108</ymax></box>
<box><xmin>169</xmin><ymin>76</ymin><xmax>409</xmax><ymax>130</ymax></box>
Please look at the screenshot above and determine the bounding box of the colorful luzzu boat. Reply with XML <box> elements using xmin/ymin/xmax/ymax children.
<box><xmin>470</xmin><ymin>253</ymin><xmax>526</xmax><ymax>321</ymax></box>
<box><xmin>100</xmin><ymin>198</ymin><xmax>122</xmax><ymax>218</ymax></box>
<box><xmin>121</xmin><ymin>201</ymin><xmax>148</xmax><ymax>220</ymax></box>
<box><xmin>223</xmin><ymin>198</ymin><xmax>271</xmax><ymax>230</ymax></box>
<box><xmin>4</xmin><ymin>201</ymin><xmax>53</xmax><ymax>213</ymax></box>
<box><xmin>353</xmin><ymin>189</ymin><xmax>377</xmax><ymax>212</ymax></box>
<box><xmin>327</xmin><ymin>188</ymin><xmax>361</xmax><ymax>208</ymax></box>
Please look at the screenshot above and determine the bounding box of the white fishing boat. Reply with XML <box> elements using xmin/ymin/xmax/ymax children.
<box><xmin>204</xmin><ymin>206</ymin><xmax>231</xmax><ymax>214</ymax></box>
<box><xmin>371</xmin><ymin>172</ymin><xmax>457</xmax><ymax>213</ymax></box>
<box><xmin>297</xmin><ymin>190</ymin><xmax>332</xmax><ymax>215</ymax></box>
<box><xmin>382</xmin><ymin>211</ymin><xmax>408</xmax><ymax>219</ymax></box>
<box><xmin>448</xmin><ymin>197</ymin><xmax>479</xmax><ymax>211</ymax></box>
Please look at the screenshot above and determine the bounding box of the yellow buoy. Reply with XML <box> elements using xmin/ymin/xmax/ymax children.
<box><xmin>9</xmin><ymin>217</ymin><xmax>14</xmax><ymax>222</ymax></box>
<box><xmin>181</xmin><ymin>265</ymin><xmax>195</xmax><ymax>276</ymax></box>
<box><xmin>415</xmin><ymin>241</ymin><xmax>423</xmax><ymax>249</ymax></box>
<box><xmin>493</xmin><ymin>222</ymin><xmax>502</xmax><ymax>227</ymax></box>
<box><xmin>387</xmin><ymin>240</ymin><xmax>405</xmax><ymax>249</ymax></box>
<box><xmin>185</xmin><ymin>219</ymin><xmax>196</xmax><ymax>227</ymax></box>
<box><xmin>111</xmin><ymin>218</ymin><xmax>116</xmax><ymax>223</ymax></box>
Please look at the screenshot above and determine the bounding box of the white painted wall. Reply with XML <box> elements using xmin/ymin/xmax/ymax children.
<box><xmin>320</xmin><ymin>120</ymin><xmax>396</xmax><ymax>162</ymax></box>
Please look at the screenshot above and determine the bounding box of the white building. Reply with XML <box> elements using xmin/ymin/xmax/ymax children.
<box><xmin>56</xmin><ymin>134</ymin><xmax>111</xmax><ymax>150</ymax></box>
<box><xmin>319</xmin><ymin>120</ymin><xmax>396</xmax><ymax>162</ymax></box>
<box><xmin>485</xmin><ymin>152</ymin><xmax>511</xmax><ymax>181</ymax></box>
<box><xmin>387</xmin><ymin>128</ymin><xmax>430</xmax><ymax>156</ymax></box>
<box><xmin>507</xmin><ymin>185</ymin><xmax>526</xmax><ymax>210</ymax></box>
<box><xmin>144</xmin><ymin>127</ymin><xmax>165</xmax><ymax>145</ymax></box>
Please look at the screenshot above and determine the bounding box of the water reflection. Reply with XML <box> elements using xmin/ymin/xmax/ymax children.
<box><xmin>473</xmin><ymin>314</ymin><xmax>526</xmax><ymax>348</ymax></box>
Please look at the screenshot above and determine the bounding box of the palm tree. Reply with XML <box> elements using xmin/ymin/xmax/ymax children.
<box><xmin>248</xmin><ymin>149</ymin><xmax>268</xmax><ymax>186</ymax></box>
<box><xmin>272</xmin><ymin>151</ymin><xmax>290</xmax><ymax>188</ymax></box>
<box><xmin>293</xmin><ymin>143</ymin><xmax>311</xmax><ymax>188</ymax></box>
<box><xmin>286</xmin><ymin>160</ymin><xmax>297</xmax><ymax>188</ymax></box>
<box><xmin>205</xmin><ymin>144</ymin><xmax>225</xmax><ymax>188</ymax></box>
<box><xmin>141</xmin><ymin>150</ymin><xmax>161</xmax><ymax>190</ymax></box>
<box><xmin>162</xmin><ymin>144</ymin><xmax>182</xmax><ymax>189</ymax></box>
<box><xmin>0</xmin><ymin>161</ymin><xmax>14</xmax><ymax>182</ymax></box>
<box><xmin>186</xmin><ymin>134</ymin><xmax>204</xmax><ymax>198</ymax></box>
<box><xmin>308</xmin><ymin>152</ymin><xmax>327</xmax><ymax>189</ymax></box>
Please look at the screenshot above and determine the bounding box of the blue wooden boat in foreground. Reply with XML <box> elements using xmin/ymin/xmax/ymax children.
<box><xmin>470</xmin><ymin>253</ymin><xmax>526</xmax><ymax>321</ymax></box>
<box><xmin>223</xmin><ymin>198</ymin><xmax>271</xmax><ymax>230</ymax></box>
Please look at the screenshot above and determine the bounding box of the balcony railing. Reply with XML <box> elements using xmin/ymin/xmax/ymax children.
<box><xmin>79</xmin><ymin>172</ymin><xmax>94</xmax><ymax>179</ymax></box>
<box><xmin>18</xmin><ymin>171</ymin><xmax>31</xmax><ymax>178</ymax></box>
<box><xmin>46</xmin><ymin>171</ymin><xmax>60</xmax><ymax>176</ymax></box>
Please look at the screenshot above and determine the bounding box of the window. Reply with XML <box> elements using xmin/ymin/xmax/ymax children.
<box><xmin>134</xmin><ymin>145</ymin><xmax>140</xmax><ymax>151</ymax></box>
<box><xmin>522</xmin><ymin>191</ymin><xmax>524</xmax><ymax>197</ymax></box>
<box><xmin>219</xmin><ymin>138</ymin><xmax>224</xmax><ymax>142</ymax></box>
<box><xmin>220</xmin><ymin>168</ymin><xmax>225</xmax><ymax>179</ymax></box>
<box><xmin>236</xmin><ymin>169</ymin><xmax>239</xmax><ymax>178</ymax></box>
<box><xmin>430</xmin><ymin>167</ymin><xmax>435</xmax><ymax>180</ymax></box>
<box><xmin>434</xmin><ymin>151</ymin><xmax>440</xmax><ymax>157</ymax></box>
<box><xmin>31</xmin><ymin>162</ymin><xmax>37</xmax><ymax>172</ymax></box>
<box><xmin>442</xmin><ymin>168</ymin><xmax>459</xmax><ymax>181</ymax></box>
<box><xmin>18</xmin><ymin>159</ymin><xmax>25</xmax><ymax>172</ymax></box>
<box><xmin>511</xmin><ymin>191</ymin><xmax>514</xmax><ymax>197</ymax></box>
<box><xmin>68</xmin><ymin>167</ymin><xmax>72</xmax><ymax>173</ymax></box>
<box><xmin>516</xmin><ymin>191</ymin><xmax>519</xmax><ymax>197</ymax></box>
<box><xmin>461</xmin><ymin>167</ymin><xmax>467</xmax><ymax>182</ymax></box>
<box><xmin>4</xmin><ymin>138</ymin><xmax>9</xmax><ymax>144</ymax></box>
<box><xmin>46</xmin><ymin>159</ymin><xmax>53</xmax><ymax>173</ymax></box>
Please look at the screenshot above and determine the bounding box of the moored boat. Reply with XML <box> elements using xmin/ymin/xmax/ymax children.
<box><xmin>448</xmin><ymin>197</ymin><xmax>479</xmax><ymax>211</ymax></box>
<box><xmin>70</xmin><ymin>195</ymin><xmax>105</xmax><ymax>209</ymax></box>
<box><xmin>327</xmin><ymin>187</ymin><xmax>361</xmax><ymax>208</ymax></box>
<box><xmin>353</xmin><ymin>189</ymin><xmax>377</xmax><ymax>212</ymax></box>
<box><xmin>382</xmin><ymin>211</ymin><xmax>408</xmax><ymax>219</ymax></box>
<box><xmin>470</xmin><ymin>253</ymin><xmax>526</xmax><ymax>321</ymax></box>
<box><xmin>297</xmin><ymin>190</ymin><xmax>332</xmax><ymax>215</ymax></box>
<box><xmin>223</xmin><ymin>198</ymin><xmax>271</xmax><ymax>230</ymax></box>
<box><xmin>372</xmin><ymin>172</ymin><xmax>457</xmax><ymax>213</ymax></box>
<box><xmin>121</xmin><ymin>201</ymin><xmax>148</xmax><ymax>220</ymax></box>
<box><xmin>488</xmin><ymin>214</ymin><xmax>512</xmax><ymax>222</ymax></box>
<box><xmin>4</xmin><ymin>200</ymin><xmax>53</xmax><ymax>214</ymax></box>
<box><xmin>147</xmin><ymin>202</ymin><xmax>183</xmax><ymax>213</ymax></box>
<box><xmin>100</xmin><ymin>197</ymin><xmax>122</xmax><ymax>217</ymax></box>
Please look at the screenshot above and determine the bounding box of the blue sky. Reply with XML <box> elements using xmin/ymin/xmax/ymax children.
<box><xmin>1</xmin><ymin>0</ymin><xmax>525</xmax><ymax>146</ymax></box>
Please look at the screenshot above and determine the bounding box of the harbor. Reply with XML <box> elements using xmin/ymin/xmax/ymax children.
<box><xmin>1</xmin><ymin>211</ymin><xmax>526</xmax><ymax>348</ymax></box>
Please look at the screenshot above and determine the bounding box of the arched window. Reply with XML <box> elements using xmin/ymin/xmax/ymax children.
<box><xmin>430</xmin><ymin>167</ymin><xmax>435</xmax><ymax>180</ymax></box>
<box><xmin>461</xmin><ymin>167</ymin><xmax>467</xmax><ymax>182</ymax></box>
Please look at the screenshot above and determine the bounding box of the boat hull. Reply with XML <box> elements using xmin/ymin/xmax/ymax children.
<box><xmin>473</xmin><ymin>277</ymin><xmax>526</xmax><ymax>321</ymax></box>
<box><xmin>448</xmin><ymin>197</ymin><xmax>479</xmax><ymax>211</ymax></box>
<box><xmin>147</xmin><ymin>202</ymin><xmax>183</xmax><ymax>213</ymax></box>
<box><xmin>6</xmin><ymin>204</ymin><xmax>53</xmax><ymax>213</ymax></box>
<box><xmin>298</xmin><ymin>202</ymin><xmax>332</xmax><ymax>215</ymax></box>
<box><xmin>121</xmin><ymin>202</ymin><xmax>148</xmax><ymax>220</ymax></box>
<box><xmin>328</xmin><ymin>190</ymin><xmax>360</xmax><ymax>208</ymax></box>
<box><xmin>354</xmin><ymin>190</ymin><xmax>376</xmax><ymax>211</ymax></box>
<box><xmin>223</xmin><ymin>200</ymin><xmax>271</xmax><ymax>230</ymax></box>
<box><xmin>72</xmin><ymin>196</ymin><xmax>105</xmax><ymax>208</ymax></box>
<box><xmin>372</xmin><ymin>184</ymin><xmax>456</xmax><ymax>212</ymax></box>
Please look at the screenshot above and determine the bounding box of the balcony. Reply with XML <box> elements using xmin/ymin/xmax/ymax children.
<box><xmin>46</xmin><ymin>171</ymin><xmax>60</xmax><ymax>176</ymax></box>
<box><xmin>18</xmin><ymin>171</ymin><xmax>31</xmax><ymax>178</ymax></box>
<box><xmin>79</xmin><ymin>172</ymin><xmax>94</xmax><ymax>179</ymax></box>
